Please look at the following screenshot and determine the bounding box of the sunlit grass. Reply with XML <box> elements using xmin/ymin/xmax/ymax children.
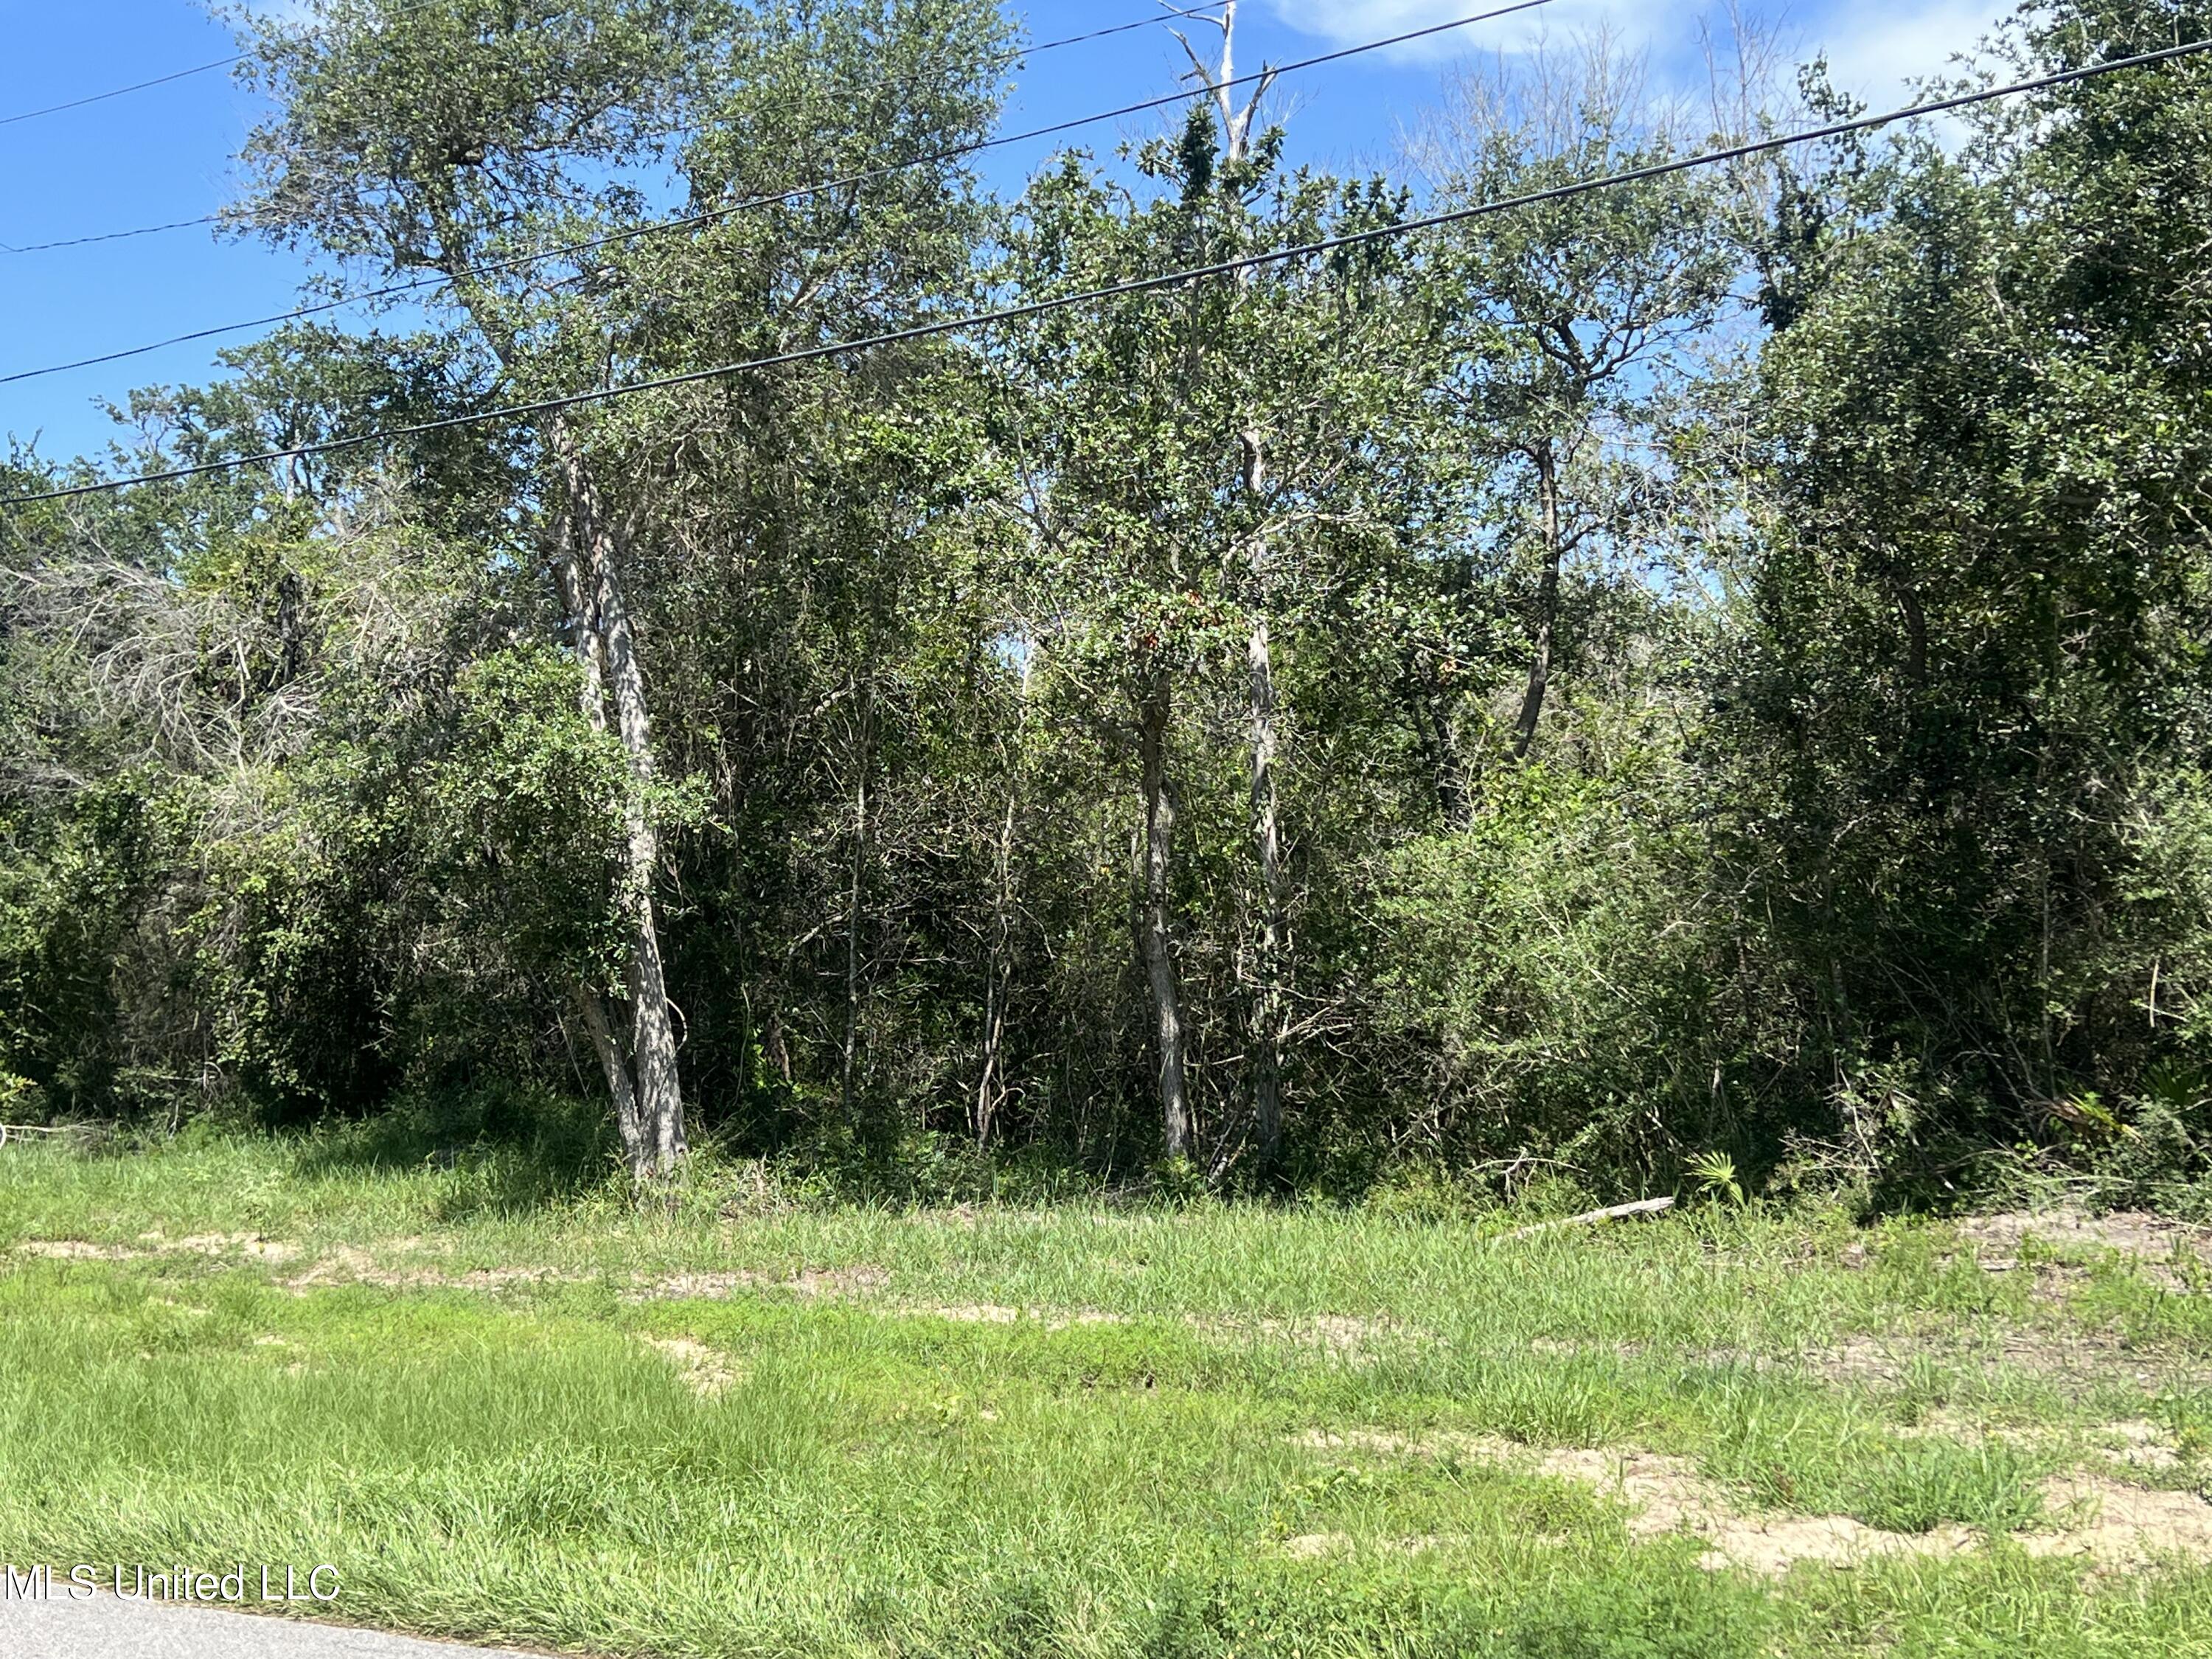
<box><xmin>0</xmin><ymin>1132</ymin><xmax>2208</xmax><ymax>1656</ymax></box>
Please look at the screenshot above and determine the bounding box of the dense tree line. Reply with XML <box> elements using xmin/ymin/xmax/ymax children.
<box><xmin>2</xmin><ymin>0</ymin><xmax>2207</xmax><ymax>1203</ymax></box>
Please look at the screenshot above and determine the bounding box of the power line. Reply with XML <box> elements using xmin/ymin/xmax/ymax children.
<box><xmin>0</xmin><ymin>55</ymin><xmax>243</xmax><ymax>130</ymax></box>
<box><xmin>0</xmin><ymin>0</ymin><xmax>1557</xmax><ymax>386</ymax></box>
<box><xmin>9</xmin><ymin>36</ymin><xmax>2205</xmax><ymax>510</ymax></box>
<box><xmin>0</xmin><ymin>0</ymin><xmax>455</xmax><ymax>134</ymax></box>
<box><xmin>0</xmin><ymin>2</ymin><xmax>1220</xmax><ymax>259</ymax></box>
<box><xmin>1</xmin><ymin>215</ymin><xmax>224</xmax><ymax>257</ymax></box>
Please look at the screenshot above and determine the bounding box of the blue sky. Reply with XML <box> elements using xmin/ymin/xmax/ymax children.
<box><xmin>0</xmin><ymin>0</ymin><xmax>2014</xmax><ymax>465</ymax></box>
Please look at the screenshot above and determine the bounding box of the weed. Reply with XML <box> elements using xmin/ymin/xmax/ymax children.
<box><xmin>0</xmin><ymin>1135</ymin><xmax>2208</xmax><ymax>1655</ymax></box>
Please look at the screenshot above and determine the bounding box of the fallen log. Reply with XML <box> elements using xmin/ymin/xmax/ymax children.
<box><xmin>1496</xmin><ymin>1195</ymin><xmax>1674</xmax><ymax>1242</ymax></box>
<box><xmin>0</xmin><ymin>1124</ymin><xmax>87</xmax><ymax>1150</ymax></box>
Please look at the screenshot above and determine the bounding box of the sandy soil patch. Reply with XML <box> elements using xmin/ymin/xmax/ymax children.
<box><xmin>642</xmin><ymin>1335</ymin><xmax>747</xmax><ymax>1397</ymax></box>
<box><xmin>1955</xmin><ymin>1211</ymin><xmax>2211</xmax><ymax>1298</ymax></box>
<box><xmin>170</xmin><ymin>1232</ymin><xmax>301</xmax><ymax>1262</ymax></box>
<box><xmin>1297</xmin><ymin>1427</ymin><xmax>1504</xmax><ymax>1459</ymax></box>
<box><xmin>285</xmin><ymin>1247</ymin><xmax>591</xmax><ymax>1293</ymax></box>
<box><xmin>1279</xmin><ymin>1529</ymin><xmax>1507</xmax><ymax>1560</ymax></box>
<box><xmin>1296</xmin><ymin>1428</ymin><xmax>2212</xmax><ymax>1574</ymax></box>
<box><xmin>622</xmin><ymin>1266</ymin><xmax>889</xmax><ymax>1301</ymax></box>
<box><xmin>2031</xmin><ymin>1474</ymin><xmax>2212</xmax><ymax>1568</ymax></box>
<box><xmin>1797</xmin><ymin>1327</ymin><xmax>2203</xmax><ymax>1392</ymax></box>
<box><xmin>1202</xmin><ymin>1313</ymin><xmax>1411</xmax><ymax>1359</ymax></box>
<box><xmin>18</xmin><ymin>1232</ymin><xmax>300</xmax><ymax>1264</ymax></box>
<box><xmin>1896</xmin><ymin>1413</ymin><xmax>2195</xmax><ymax>1474</ymax></box>
<box><xmin>1958</xmin><ymin>1210</ymin><xmax>2210</xmax><ymax>1267</ymax></box>
<box><xmin>15</xmin><ymin>1239</ymin><xmax>136</xmax><ymax>1259</ymax></box>
<box><xmin>904</xmin><ymin>1303</ymin><xmax>1131</xmax><ymax>1329</ymax></box>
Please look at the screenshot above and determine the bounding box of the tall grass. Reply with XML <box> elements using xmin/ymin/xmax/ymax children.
<box><xmin>0</xmin><ymin>1134</ymin><xmax>2207</xmax><ymax>1656</ymax></box>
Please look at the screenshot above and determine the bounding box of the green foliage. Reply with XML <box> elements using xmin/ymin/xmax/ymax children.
<box><xmin>4</xmin><ymin>0</ymin><xmax>2210</xmax><ymax>1208</ymax></box>
<box><xmin>1689</xmin><ymin>1152</ymin><xmax>1745</xmax><ymax>1209</ymax></box>
<box><xmin>1708</xmin><ymin>4</ymin><xmax>2212</xmax><ymax>1187</ymax></box>
<box><xmin>1378</xmin><ymin>752</ymin><xmax>1761</xmax><ymax>1183</ymax></box>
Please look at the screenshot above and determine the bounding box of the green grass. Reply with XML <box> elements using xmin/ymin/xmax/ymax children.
<box><xmin>1</xmin><ymin>1131</ymin><xmax>2210</xmax><ymax>1656</ymax></box>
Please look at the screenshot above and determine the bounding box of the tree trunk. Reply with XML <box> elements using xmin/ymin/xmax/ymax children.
<box><xmin>1138</xmin><ymin>675</ymin><xmax>1193</xmax><ymax>1162</ymax></box>
<box><xmin>1247</xmin><ymin>616</ymin><xmax>1287</xmax><ymax>1178</ymax></box>
<box><xmin>975</xmin><ymin>785</ymin><xmax>1014</xmax><ymax>1149</ymax></box>
<box><xmin>1240</xmin><ymin>430</ymin><xmax>1287</xmax><ymax>1180</ymax></box>
<box><xmin>573</xmin><ymin>987</ymin><xmax>642</xmax><ymax>1158</ymax></box>
<box><xmin>1179</xmin><ymin>0</ymin><xmax>1273</xmax><ymax>167</ymax></box>
<box><xmin>549</xmin><ymin>508</ymin><xmax>644</xmax><ymax>1162</ymax></box>
<box><xmin>1411</xmin><ymin>688</ymin><xmax>1475</xmax><ymax>830</ymax></box>
<box><xmin>1512</xmin><ymin>440</ymin><xmax>1563</xmax><ymax>762</ymax></box>
<box><xmin>427</xmin><ymin>241</ymin><xmax>684</xmax><ymax>1180</ymax></box>
<box><xmin>839</xmin><ymin>700</ymin><xmax>872</xmax><ymax>1130</ymax></box>
<box><xmin>549</xmin><ymin>419</ymin><xmax>686</xmax><ymax>1180</ymax></box>
<box><xmin>975</xmin><ymin>655</ymin><xmax>1030</xmax><ymax>1150</ymax></box>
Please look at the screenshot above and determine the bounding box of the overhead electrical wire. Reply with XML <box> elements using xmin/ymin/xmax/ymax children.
<box><xmin>0</xmin><ymin>0</ymin><xmax>1558</xmax><ymax>386</ymax></box>
<box><xmin>0</xmin><ymin>0</ymin><xmax>457</xmax><ymax>136</ymax></box>
<box><xmin>7</xmin><ymin>36</ymin><xmax>2207</xmax><ymax>510</ymax></box>
<box><xmin>0</xmin><ymin>2</ymin><xmax>1220</xmax><ymax>257</ymax></box>
<box><xmin>0</xmin><ymin>54</ymin><xmax>244</xmax><ymax>131</ymax></box>
<box><xmin>0</xmin><ymin>215</ymin><xmax>231</xmax><ymax>257</ymax></box>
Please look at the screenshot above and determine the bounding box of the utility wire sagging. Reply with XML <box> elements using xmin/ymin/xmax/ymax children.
<box><xmin>0</xmin><ymin>0</ymin><xmax>1558</xmax><ymax>386</ymax></box>
<box><xmin>0</xmin><ymin>2</ymin><xmax>1222</xmax><ymax>257</ymax></box>
<box><xmin>6</xmin><ymin>35</ymin><xmax>2208</xmax><ymax>509</ymax></box>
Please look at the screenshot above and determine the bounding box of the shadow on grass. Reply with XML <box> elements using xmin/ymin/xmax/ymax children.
<box><xmin>284</xmin><ymin>1085</ymin><xmax>619</xmax><ymax>1219</ymax></box>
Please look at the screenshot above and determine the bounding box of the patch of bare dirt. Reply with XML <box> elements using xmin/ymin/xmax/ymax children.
<box><xmin>1295</xmin><ymin>1427</ymin><xmax>1506</xmax><ymax>1459</ymax></box>
<box><xmin>906</xmin><ymin>1303</ymin><xmax>1130</xmax><ymax>1330</ymax></box>
<box><xmin>1295</xmin><ymin>1427</ymin><xmax>2212</xmax><ymax>1575</ymax></box>
<box><xmin>621</xmin><ymin>1266</ymin><xmax>889</xmax><ymax>1302</ymax></box>
<box><xmin>1795</xmin><ymin>1326</ymin><xmax>2205</xmax><ymax>1393</ymax></box>
<box><xmin>1276</xmin><ymin>1528</ymin><xmax>1533</xmax><ymax>1560</ymax></box>
<box><xmin>1508</xmin><ymin>1444</ymin><xmax>1950</xmax><ymax>1575</ymax></box>
<box><xmin>285</xmin><ymin>1248</ymin><xmax>591</xmax><ymax>1293</ymax></box>
<box><xmin>1896</xmin><ymin>1413</ymin><xmax>2196</xmax><ymax>1474</ymax></box>
<box><xmin>453</xmin><ymin>1266</ymin><xmax>588</xmax><ymax>1289</ymax></box>
<box><xmin>170</xmin><ymin>1232</ymin><xmax>300</xmax><ymax>1262</ymax></box>
<box><xmin>794</xmin><ymin>1267</ymin><xmax>889</xmax><ymax>1296</ymax></box>
<box><xmin>641</xmin><ymin>1335</ymin><xmax>746</xmax><ymax>1398</ymax></box>
<box><xmin>1956</xmin><ymin>1211</ymin><xmax>2212</xmax><ymax>1298</ymax></box>
<box><xmin>15</xmin><ymin>1239</ymin><xmax>135</xmax><ymax>1259</ymax></box>
<box><xmin>1959</xmin><ymin>1210</ymin><xmax>2211</xmax><ymax>1266</ymax></box>
<box><xmin>2031</xmin><ymin>1475</ymin><xmax>2212</xmax><ymax>1569</ymax></box>
<box><xmin>622</xmin><ymin>1270</ymin><xmax>768</xmax><ymax>1301</ymax></box>
<box><xmin>2095</xmin><ymin>1420</ymin><xmax>2196</xmax><ymax>1474</ymax></box>
<box><xmin>1203</xmin><ymin>1313</ymin><xmax>1412</xmax><ymax>1360</ymax></box>
<box><xmin>17</xmin><ymin>1231</ymin><xmax>302</xmax><ymax>1264</ymax></box>
<box><xmin>285</xmin><ymin>1244</ymin><xmax>378</xmax><ymax>1287</ymax></box>
<box><xmin>1529</xmin><ymin>1335</ymin><xmax>1650</xmax><ymax>1360</ymax></box>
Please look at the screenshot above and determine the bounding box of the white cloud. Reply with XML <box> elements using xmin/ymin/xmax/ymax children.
<box><xmin>1802</xmin><ymin>0</ymin><xmax>2012</xmax><ymax>101</ymax></box>
<box><xmin>1261</xmin><ymin>0</ymin><xmax>1665</xmax><ymax>59</ymax></box>
<box><xmin>1260</xmin><ymin>0</ymin><xmax>2014</xmax><ymax>94</ymax></box>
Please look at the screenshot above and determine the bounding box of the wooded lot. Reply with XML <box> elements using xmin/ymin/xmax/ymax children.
<box><xmin>3</xmin><ymin>0</ymin><xmax>2208</xmax><ymax>1210</ymax></box>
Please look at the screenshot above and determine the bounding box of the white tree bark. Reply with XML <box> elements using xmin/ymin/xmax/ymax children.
<box><xmin>1138</xmin><ymin>677</ymin><xmax>1193</xmax><ymax>1162</ymax></box>
<box><xmin>426</xmin><ymin>236</ymin><xmax>685</xmax><ymax>1180</ymax></box>
<box><xmin>1511</xmin><ymin>439</ymin><xmax>1563</xmax><ymax>762</ymax></box>
<box><xmin>1184</xmin><ymin>4</ymin><xmax>1290</xmax><ymax>1178</ymax></box>
<box><xmin>1240</xmin><ymin>433</ymin><xmax>1287</xmax><ymax>1178</ymax></box>
<box><xmin>975</xmin><ymin>650</ymin><xmax>1032</xmax><ymax>1149</ymax></box>
<box><xmin>550</xmin><ymin>419</ymin><xmax>687</xmax><ymax>1180</ymax></box>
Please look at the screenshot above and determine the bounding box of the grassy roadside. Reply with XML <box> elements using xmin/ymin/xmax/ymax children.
<box><xmin>1</xmin><ymin>1132</ymin><xmax>2210</xmax><ymax>1657</ymax></box>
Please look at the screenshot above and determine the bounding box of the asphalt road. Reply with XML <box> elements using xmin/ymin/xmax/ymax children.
<box><xmin>0</xmin><ymin>1593</ymin><xmax>532</xmax><ymax>1657</ymax></box>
